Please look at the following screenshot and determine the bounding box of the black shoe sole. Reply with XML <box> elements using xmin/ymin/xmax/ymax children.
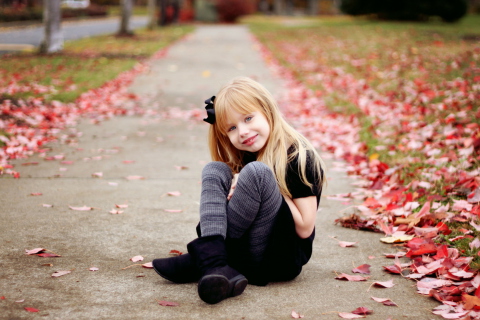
<box><xmin>198</xmin><ymin>274</ymin><xmax>248</xmax><ymax>304</ymax></box>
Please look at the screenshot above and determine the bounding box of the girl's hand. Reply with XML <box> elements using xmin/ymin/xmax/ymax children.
<box><xmin>227</xmin><ymin>174</ymin><xmax>239</xmax><ymax>200</ymax></box>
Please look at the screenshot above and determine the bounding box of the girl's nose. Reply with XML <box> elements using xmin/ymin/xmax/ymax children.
<box><xmin>238</xmin><ymin>125</ymin><xmax>249</xmax><ymax>137</ymax></box>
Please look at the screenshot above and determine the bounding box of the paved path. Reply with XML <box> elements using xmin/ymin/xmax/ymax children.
<box><xmin>0</xmin><ymin>25</ymin><xmax>439</xmax><ymax>319</ymax></box>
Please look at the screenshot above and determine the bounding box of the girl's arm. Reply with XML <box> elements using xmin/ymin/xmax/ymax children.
<box><xmin>283</xmin><ymin>195</ymin><xmax>317</xmax><ymax>239</ymax></box>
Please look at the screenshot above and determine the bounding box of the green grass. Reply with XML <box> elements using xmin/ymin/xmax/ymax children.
<box><xmin>0</xmin><ymin>25</ymin><xmax>194</xmax><ymax>103</ymax></box>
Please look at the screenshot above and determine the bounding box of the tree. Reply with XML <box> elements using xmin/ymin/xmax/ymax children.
<box><xmin>147</xmin><ymin>0</ymin><xmax>156</xmax><ymax>29</ymax></box>
<box><xmin>118</xmin><ymin>0</ymin><xmax>134</xmax><ymax>36</ymax></box>
<box><xmin>308</xmin><ymin>0</ymin><xmax>318</xmax><ymax>15</ymax></box>
<box><xmin>274</xmin><ymin>0</ymin><xmax>283</xmax><ymax>15</ymax></box>
<box><xmin>40</xmin><ymin>0</ymin><xmax>63</xmax><ymax>53</ymax></box>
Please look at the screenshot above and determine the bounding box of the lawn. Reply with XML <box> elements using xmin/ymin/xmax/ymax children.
<box><xmin>0</xmin><ymin>25</ymin><xmax>192</xmax><ymax>103</ymax></box>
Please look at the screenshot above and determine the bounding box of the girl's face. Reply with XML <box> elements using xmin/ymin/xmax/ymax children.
<box><xmin>224</xmin><ymin>109</ymin><xmax>270</xmax><ymax>153</ymax></box>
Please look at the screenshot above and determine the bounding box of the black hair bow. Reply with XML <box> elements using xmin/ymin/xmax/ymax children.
<box><xmin>203</xmin><ymin>96</ymin><xmax>216</xmax><ymax>125</ymax></box>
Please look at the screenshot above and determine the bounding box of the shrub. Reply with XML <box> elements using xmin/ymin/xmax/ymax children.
<box><xmin>0</xmin><ymin>6</ymin><xmax>42</xmax><ymax>22</ymax></box>
<box><xmin>340</xmin><ymin>0</ymin><xmax>468</xmax><ymax>23</ymax></box>
<box><xmin>216</xmin><ymin>0</ymin><xmax>254</xmax><ymax>23</ymax></box>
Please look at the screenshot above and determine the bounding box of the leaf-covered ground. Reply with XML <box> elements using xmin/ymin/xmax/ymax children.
<box><xmin>248</xmin><ymin>15</ymin><xmax>480</xmax><ymax>318</ymax></box>
<box><xmin>0</xmin><ymin>25</ymin><xmax>193</xmax><ymax>176</ymax></box>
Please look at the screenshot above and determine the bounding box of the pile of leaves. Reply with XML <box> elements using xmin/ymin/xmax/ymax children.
<box><xmin>249</xmin><ymin>16</ymin><xmax>480</xmax><ymax>318</ymax></box>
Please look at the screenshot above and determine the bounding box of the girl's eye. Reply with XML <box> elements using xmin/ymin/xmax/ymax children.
<box><xmin>228</xmin><ymin>126</ymin><xmax>236</xmax><ymax>132</ymax></box>
<box><xmin>245</xmin><ymin>116</ymin><xmax>253</xmax><ymax>122</ymax></box>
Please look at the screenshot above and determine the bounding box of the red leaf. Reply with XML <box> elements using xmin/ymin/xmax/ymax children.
<box><xmin>25</xmin><ymin>248</ymin><xmax>45</xmax><ymax>255</ymax></box>
<box><xmin>291</xmin><ymin>310</ymin><xmax>304</xmax><ymax>318</ymax></box>
<box><xmin>371</xmin><ymin>296</ymin><xmax>397</xmax><ymax>306</ymax></box>
<box><xmin>158</xmin><ymin>300</ymin><xmax>179</xmax><ymax>307</ymax></box>
<box><xmin>169</xmin><ymin>249</ymin><xmax>183</xmax><ymax>256</ymax></box>
<box><xmin>335</xmin><ymin>273</ymin><xmax>369</xmax><ymax>281</ymax></box>
<box><xmin>37</xmin><ymin>252</ymin><xmax>61</xmax><ymax>258</ymax></box>
<box><xmin>373</xmin><ymin>279</ymin><xmax>395</xmax><ymax>288</ymax></box>
<box><xmin>24</xmin><ymin>307</ymin><xmax>39</xmax><ymax>312</ymax></box>
<box><xmin>338</xmin><ymin>312</ymin><xmax>365</xmax><ymax>319</ymax></box>
<box><xmin>130</xmin><ymin>255</ymin><xmax>144</xmax><ymax>262</ymax></box>
<box><xmin>351</xmin><ymin>307</ymin><xmax>373</xmax><ymax>315</ymax></box>
<box><xmin>339</xmin><ymin>241</ymin><xmax>358</xmax><ymax>247</ymax></box>
<box><xmin>383</xmin><ymin>265</ymin><xmax>402</xmax><ymax>274</ymax></box>
<box><xmin>352</xmin><ymin>264</ymin><xmax>371</xmax><ymax>274</ymax></box>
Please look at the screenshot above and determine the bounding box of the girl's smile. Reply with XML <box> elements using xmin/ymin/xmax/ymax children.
<box><xmin>226</xmin><ymin>110</ymin><xmax>270</xmax><ymax>153</ymax></box>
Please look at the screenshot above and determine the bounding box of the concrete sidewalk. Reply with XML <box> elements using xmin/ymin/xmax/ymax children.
<box><xmin>0</xmin><ymin>25</ymin><xmax>439</xmax><ymax>319</ymax></box>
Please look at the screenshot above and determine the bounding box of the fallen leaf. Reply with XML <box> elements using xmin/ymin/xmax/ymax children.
<box><xmin>15</xmin><ymin>299</ymin><xmax>25</xmax><ymax>303</ymax></box>
<box><xmin>158</xmin><ymin>300</ymin><xmax>179</xmax><ymax>307</ymax></box>
<box><xmin>126</xmin><ymin>175</ymin><xmax>145</xmax><ymax>180</ymax></box>
<box><xmin>24</xmin><ymin>307</ymin><xmax>39</xmax><ymax>312</ymax></box>
<box><xmin>30</xmin><ymin>193</ymin><xmax>42</xmax><ymax>196</ymax></box>
<box><xmin>380</xmin><ymin>235</ymin><xmax>414</xmax><ymax>243</ymax></box>
<box><xmin>351</xmin><ymin>307</ymin><xmax>373</xmax><ymax>315</ymax></box>
<box><xmin>338</xmin><ymin>312</ymin><xmax>365</xmax><ymax>319</ymax></box>
<box><xmin>69</xmin><ymin>205</ymin><xmax>93</xmax><ymax>211</ymax></box>
<box><xmin>339</xmin><ymin>241</ymin><xmax>358</xmax><ymax>247</ymax></box>
<box><xmin>169</xmin><ymin>249</ymin><xmax>183</xmax><ymax>256</ymax></box>
<box><xmin>167</xmin><ymin>191</ymin><xmax>181</xmax><ymax>197</ymax></box>
<box><xmin>373</xmin><ymin>279</ymin><xmax>395</xmax><ymax>288</ymax></box>
<box><xmin>92</xmin><ymin>172</ymin><xmax>103</xmax><ymax>178</ymax></box>
<box><xmin>164</xmin><ymin>209</ymin><xmax>183</xmax><ymax>213</ymax></box>
<box><xmin>115</xmin><ymin>204</ymin><xmax>128</xmax><ymax>208</ymax></box>
<box><xmin>109</xmin><ymin>209</ymin><xmax>123</xmax><ymax>214</ymax></box>
<box><xmin>37</xmin><ymin>252</ymin><xmax>61</xmax><ymax>258</ymax></box>
<box><xmin>291</xmin><ymin>310</ymin><xmax>304</xmax><ymax>318</ymax></box>
<box><xmin>89</xmin><ymin>267</ymin><xmax>99</xmax><ymax>271</ymax></box>
<box><xmin>371</xmin><ymin>296</ymin><xmax>397</xmax><ymax>306</ymax></box>
<box><xmin>25</xmin><ymin>248</ymin><xmax>45</xmax><ymax>255</ymax></box>
<box><xmin>335</xmin><ymin>273</ymin><xmax>369</xmax><ymax>281</ymax></box>
<box><xmin>42</xmin><ymin>204</ymin><xmax>53</xmax><ymax>207</ymax></box>
<box><xmin>142</xmin><ymin>262</ymin><xmax>153</xmax><ymax>268</ymax></box>
<box><xmin>352</xmin><ymin>264</ymin><xmax>371</xmax><ymax>274</ymax></box>
<box><xmin>52</xmin><ymin>270</ymin><xmax>71</xmax><ymax>278</ymax></box>
<box><xmin>130</xmin><ymin>255</ymin><xmax>144</xmax><ymax>262</ymax></box>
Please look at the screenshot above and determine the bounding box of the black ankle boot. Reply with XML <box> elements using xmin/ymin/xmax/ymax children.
<box><xmin>152</xmin><ymin>253</ymin><xmax>201</xmax><ymax>284</ymax></box>
<box><xmin>187</xmin><ymin>235</ymin><xmax>248</xmax><ymax>304</ymax></box>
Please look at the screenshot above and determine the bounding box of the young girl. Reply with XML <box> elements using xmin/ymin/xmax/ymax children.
<box><xmin>152</xmin><ymin>76</ymin><xmax>325</xmax><ymax>304</ymax></box>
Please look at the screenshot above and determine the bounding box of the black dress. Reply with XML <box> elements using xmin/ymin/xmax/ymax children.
<box><xmin>228</xmin><ymin>148</ymin><xmax>323</xmax><ymax>286</ymax></box>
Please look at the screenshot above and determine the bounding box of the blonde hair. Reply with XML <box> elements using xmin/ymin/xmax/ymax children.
<box><xmin>208</xmin><ymin>76</ymin><xmax>324</xmax><ymax>197</ymax></box>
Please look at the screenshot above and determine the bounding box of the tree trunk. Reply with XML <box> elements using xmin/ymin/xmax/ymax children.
<box><xmin>274</xmin><ymin>0</ymin><xmax>283</xmax><ymax>15</ymax></box>
<box><xmin>119</xmin><ymin>0</ymin><xmax>134</xmax><ymax>36</ymax></box>
<box><xmin>158</xmin><ymin>0</ymin><xmax>167</xmax><ymax>26</ymax></box>
<box><xmin>308</xmin><ymin>0</ymin><xmax>318</xmax><ymax>15</ymax></box>
<box><xmin>285</xmin><ymin>0</ymin><xmax>294</xmax><ymax>15</ymax></box>
<box><xmin>259</xmin><ymin>0</ymin><xmax>269</xmax><ymax>14</ymax></box>
<box><xmin>147</xmin><ymin>0</ymin><xmax>156</xmax><ymax>29</ymax></box>
<box><xmin>40</xmin><ymin>0</ymin><xmax>62</xmax><ymax>54</ymax></box>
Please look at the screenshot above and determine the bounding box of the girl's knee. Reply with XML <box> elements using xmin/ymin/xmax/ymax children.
<box><xmin>241</xmin><ymin>162</ymin><xmax>275</xmax><ymax>184</ymax></box>
<box><xmin>202</xmin><ymin>161</ymin><xmax>232</xmax><ymax>179</ymax></box>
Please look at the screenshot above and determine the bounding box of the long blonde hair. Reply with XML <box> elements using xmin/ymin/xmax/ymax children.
<box><xmin>208</xmin><ymin>76</ymin><xmax>325</xmax><ymax>197</ymax></box>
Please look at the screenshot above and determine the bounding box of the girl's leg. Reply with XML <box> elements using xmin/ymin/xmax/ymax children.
<box><xmin>226</xmin><ymin>162</ymin><xmax>283</xmax><ymax>263</ymax></box>
<box><xmin>198</xmin><ymin>161</ymin><xmax>232</xmax><ymax>238</ymax></box>
<box><xmin>188</xmin><ymin>162</ymin><xmax>247</xmax><ymax>304</ymax></box>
